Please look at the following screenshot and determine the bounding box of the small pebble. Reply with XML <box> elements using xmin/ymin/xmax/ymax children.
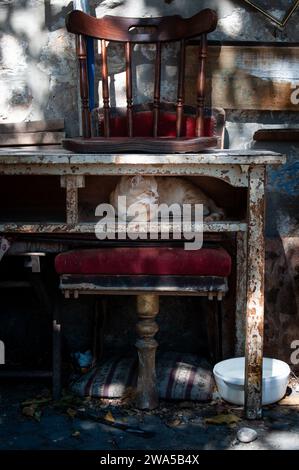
<box><xmin>237</xmin><ymin>427</ymin><xmax>258</xmax><ymax>443</ymax></box>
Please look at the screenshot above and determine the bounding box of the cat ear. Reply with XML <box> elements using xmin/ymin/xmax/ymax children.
<box><xmin>131</xmin><ymin>175</ymin><xmax>143</xmax><ymax>187</ymax></box>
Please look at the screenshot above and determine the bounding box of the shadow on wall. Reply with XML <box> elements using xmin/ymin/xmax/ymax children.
<box><xmin>44</xmin><ymin>0</ymin><xmax>73</xmax><ymax>31</ymax></box>
<box><xmin>1</xmin><ymin>0</ymin><xmax>298</xmax><ymax>136</ymax></box>
<box><xmin>90</xmin><ymin>1</ymin><xmax>296</xmax><ymax>136</ymax></box>
<box><xmin>0</xmin><ymin>0</ymin><xmax>78</xmax><ymax>136</ymax></box>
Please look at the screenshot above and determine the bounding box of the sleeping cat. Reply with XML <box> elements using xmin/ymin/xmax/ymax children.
<box><xmin>109</xmin><ymin>175</ymin><xmax>225</xmax><ymax>222</ymax></box>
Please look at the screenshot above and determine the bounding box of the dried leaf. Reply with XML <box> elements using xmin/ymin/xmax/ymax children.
<box><xmin>166</xmin><ymin>418</ymin><xmax>182</xmax><ymax>428</ymax></box>
<box><xmin>22</xmin><ymin>404</ymin><xmax>41</xmax><ymax>422</ymax></box>
<box><xmin>54</xmin><ymin>395</ymin><xmax>83</xmax><ymax>409</ymax></box>
<box><xmin>22</xmin><ymin>405</ymin><xmax>37</xmax><ymax>418</ymax></box>
<box><xmin>205</xmin><ymin>413</ymin><xmax>241</xmax><ymax>425</ymax></box>
<box><xmin>178</xmin><ymin>401</ymin><xmax>194</xmax><ymax>409</ymax></box>
<box><xmin>104</xmin><ymin>411</ymin><xmax>115</xmax><ymax>423</ymax></box>
<box><xmin>121</xmin><ymin>387</ymin><xmax>137</xmax><ymax>404</ymax></box>
<box><xmin>66</xmin><ymin>408</ymin><xmax>77</xmax><ymax>419</ymax></box>
<box><xmin>34</xmin><ymin>410</ymin><xmax>42</xmax><ymax>422</ymax></box>
<box><xmin>21</xmin><ymin>398</ymin><xmax>51</xmax><ymax>407</ymax></box>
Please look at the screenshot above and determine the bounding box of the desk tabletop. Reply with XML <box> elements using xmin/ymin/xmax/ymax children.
<box><xmin>0</xmin><ymin>146</ymin><xmax>286</xmax><ymax>166</ymax></box>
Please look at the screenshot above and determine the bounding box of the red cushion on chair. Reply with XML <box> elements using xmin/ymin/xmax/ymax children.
<box><xmin>55</xmin><ymin>247</ymin><xmax>231</xmax><ymax>277</ymax></box>
<box><xmin>99</xmin><ymin>111</ymin><xmax>216</xmax><ymax>138</ymax></box>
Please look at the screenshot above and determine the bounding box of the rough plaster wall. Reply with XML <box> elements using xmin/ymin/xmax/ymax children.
<box><xmin>1</xmin><ymin>0</ymin><xmax>299</xmax><ymax>366</ymax></box>
<box><xmin>0</xmin><ymin>0</ymin><xmax>78</xmax><ymax>136</ymax></box>
<box><xmin>1</xmin><ymin>0</ymin><xmax>299</xmax><ymax>134</ymax></box>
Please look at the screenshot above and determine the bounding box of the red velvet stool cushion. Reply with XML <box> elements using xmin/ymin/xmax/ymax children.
<box><xmin>55</xmin><ymin>247</ymin><xmax>231</xmax><ymax>277</ymax></box>
<box><xmin>99</xmin><ymin>111</ymin><xmax>216</xmax><ymax>138</ymax></box>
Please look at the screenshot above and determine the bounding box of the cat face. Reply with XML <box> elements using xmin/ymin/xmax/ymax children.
<box><xmin>120</xmin><ymin>175</ymin><xmax>158</xmax><ymax>200</ymax></box>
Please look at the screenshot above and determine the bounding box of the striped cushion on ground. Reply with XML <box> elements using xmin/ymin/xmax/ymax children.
<box><xmin>70</xmin><ymin>352</ymin><xmax>214</xmax><ymax>402</ymax></box>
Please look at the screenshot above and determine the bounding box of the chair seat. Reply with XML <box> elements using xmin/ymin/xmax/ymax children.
<box><xmin>55</xmin><ymin>247</ymin><xmax>231</xmax><ymax>277</ymax></box>
<box><xmin>100</xmin><ymin>111</ymin><xmax>216</xmax><ymax>138</ymax></box>
<box><xmin>63</xmin><ymin>110</ymin><xmax>219</xmax><ymax>154</ymax></box>
<box><xmin>62</xmin><ymin>136</ymin><xmax>217</xmax><ymax>154</ymax></box>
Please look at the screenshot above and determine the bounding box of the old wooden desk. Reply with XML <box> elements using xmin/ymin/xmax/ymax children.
<box><xmin>0</xmin><ymin>147</ymin><xmax>285</xmax><ymax>419</ymax></box>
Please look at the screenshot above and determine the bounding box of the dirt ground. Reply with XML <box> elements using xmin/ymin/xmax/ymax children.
<box><xmin>0</xmin><ymin>381</ymin><xmax>299</xmax><ymax>451</ymax></box>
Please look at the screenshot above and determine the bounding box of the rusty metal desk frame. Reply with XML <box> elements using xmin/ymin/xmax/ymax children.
<box><xmin>0</xmin><ymin>147</ymin><xmax>285</xmax><ymax>419</ymax></box>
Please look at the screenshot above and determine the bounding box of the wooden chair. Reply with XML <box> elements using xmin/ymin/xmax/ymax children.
<box><xmin>55</xmin><ymin>9</ymin><xmax>232</xmax><ymax>410</ymax></box>
<box><xmin>62</xmin><ymin>8</ymin><xmax>219</xmax><ymax>153</ymax></box>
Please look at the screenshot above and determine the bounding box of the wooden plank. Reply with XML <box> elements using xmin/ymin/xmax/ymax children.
<box><xmin>0</xmin><ymin>147</ymin><xmax>285</xmax><ymax>160</ymax></box>
<box><xmin>185</xmin><ymin>45</ymin><xmax>299</xmax><ymax>111</ymax></box>
<box><xmin>0</xmin><ymin>120</ymin><xmax>64</xmax><ymax>134</ymax></box>
<box><xmin>0</xmin><ymin>221</ymin><xmax>248</xmax><ymax>234</ymax></box>
<box><xmin>254</xmin><ymin>128</ymin><xmax>299</xmax><ymax>141</ymax></box>
<box><xmin>0</xmin><ymin>132</ymin><xmax>65</xmax><ymax>146</ymax></box>
<box><xmin>0</xmin><ymin>370</ymin><xmax>52</xmax><ymax>378</ymax></box>
<box><xmin>0</xmin><ymin>281</ymin><xmax>31</xmax><ymax>289</ymax></box>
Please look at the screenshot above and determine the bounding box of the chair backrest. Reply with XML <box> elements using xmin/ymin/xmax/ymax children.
<box><xmin>66</xmin><ymin>9</ymin><xmax>218</xmax><ymax>139</ymax></box>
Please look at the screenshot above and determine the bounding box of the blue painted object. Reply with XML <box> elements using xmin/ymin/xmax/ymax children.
<box><xmin>87</xmin><ymin>36</ymin><xmax>95</xmax><ymax>111</ymax></box>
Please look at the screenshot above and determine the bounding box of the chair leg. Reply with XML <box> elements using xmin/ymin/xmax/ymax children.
<box><xmin>217</xmin><ymin>300</ymin><xmax>223</xmax><ymax>362</ymax></box>
<box><xmin>92</xmin><ymin>297</ymin><xmax>107</xmax><ymax>366</ymax></box>
<box><xmin>135</xmin><ymin>294</ymin><xmax>159</xmax><ymax>410</ymax></box>
<box><xmin>212</xmin><ymin>298</ymin><xmax>223</xmax><ymax>363</ymax></box>
<box><xmin>52</xmin><ymin>299</ymin><xmax>62</xmax><ymax>400</ymax></box>
<box><xmin>29</xmin><ymin>273</ymin><xmax>52</xmax><ymax>316</ymax></box>
<box><xmin>92</xmin><ymin>300</ymin><xmax>100</xmax><ymax>367</ymax></box>
<box><xmin>205</xmin><ymin>297</ymin><xmax>223</xmax><ymax>364</ymax></box>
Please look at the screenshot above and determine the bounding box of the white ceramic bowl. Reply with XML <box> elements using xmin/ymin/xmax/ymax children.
<box><xmin>213</xmin><ymin>357</ymin><xmax>290</xmax><ymax>405</ymax></box>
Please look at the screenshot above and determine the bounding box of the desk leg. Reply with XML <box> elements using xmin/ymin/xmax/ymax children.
<box><xmin>236</xmin><ymin>231</ymin><xmax>247</xmax><ymax>356</ymax></box>
<box><xmin>245</xmin><ymin>165</ymin><xmax>266</xmax><ymax>420</ymax></box>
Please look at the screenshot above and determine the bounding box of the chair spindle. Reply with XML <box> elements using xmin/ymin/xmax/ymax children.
<box><xmin>196</xmin><ymin>34</ymin><xmax>207</xmax><ymax>137</ymax></box>
<box><xmin>125</xmin><ymin>42</ymin><xmax>133</xmax><ymax>137</ymax></box>
<box><xmin>76</xmin><ymin>34</ymin><xmax>91</xmax><ymax>138</ymax></box>
<box><xmin>101</xmin><ymin>39</ymin><xmax>110</xmax><ymax>137</ymax></box>
<box><xmin>153</xmin><ymin>42</ymin><xmax>161</xmax><ymax>138</ymax></box>
<box><xmin>176</xmin><ymin>39</ymin><xmax>186</xmax><ymax>138</ymax></box>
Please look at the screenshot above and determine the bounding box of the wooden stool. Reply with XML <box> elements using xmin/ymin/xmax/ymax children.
<box><xmin>55</xmin><ymin>245</ymin><xmax>231</xmax><ymax>409</ymax></box>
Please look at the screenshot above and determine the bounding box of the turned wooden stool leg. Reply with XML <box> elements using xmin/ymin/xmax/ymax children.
<box><xmin>135</xmin><ymin>294</ymin><xmax>159</xmax><ymax>410</ymax></box>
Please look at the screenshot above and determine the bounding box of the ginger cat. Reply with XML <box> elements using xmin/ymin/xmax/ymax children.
<box><xmin>110</xmin><ymin>175</ymin><xmax>225</xmax><ymax>222</ymax></box>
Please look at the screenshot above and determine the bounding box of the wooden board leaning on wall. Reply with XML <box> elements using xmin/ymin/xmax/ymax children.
<box><xmin>186</xmin><ymin>44</ymin><xmax>299</xmax><ymax>111</ymax></box>
<box><xmin>0</xmin><ymin>119</ymin><xmax>65</xmax><ymax>146</ymax></box>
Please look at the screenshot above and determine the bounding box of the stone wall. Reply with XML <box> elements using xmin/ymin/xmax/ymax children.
<box><xmin>1</xmin><ymin>1</ymin><xmax>299</xmax><ymax>135</ymax></box>
<box><xmin>1</xmin><ymin>0</ymin><xmax>299</xmax><ymax>368</ymax></box>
